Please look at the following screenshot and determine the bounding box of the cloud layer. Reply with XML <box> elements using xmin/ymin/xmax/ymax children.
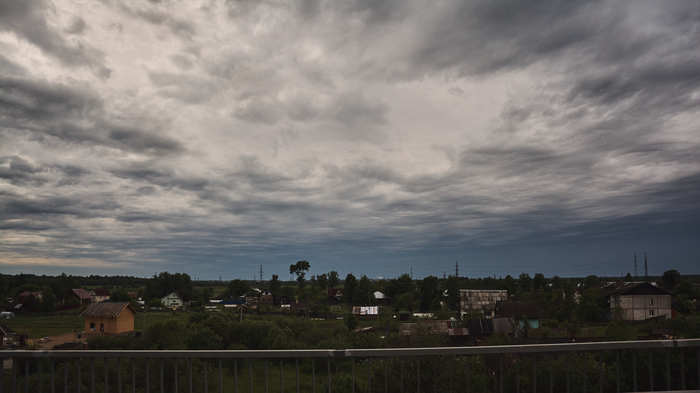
<box><xmin>1</xmin><ymin>0</ymin><xmax>700</xmax><ymax>278</ymax></box>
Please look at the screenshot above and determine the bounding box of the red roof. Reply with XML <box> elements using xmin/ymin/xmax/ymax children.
<box><xmin>72</xmin><ymin>288</ymin><xmax>94</xmax><ymax>300</ymax></box>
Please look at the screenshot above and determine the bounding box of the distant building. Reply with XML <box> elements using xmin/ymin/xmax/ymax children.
<box><xmin>92</xmin><ymin>289</ymin><xmax>111</xmax><ymax>303</ymax></box>
<box><xmin>459</xmin><ymin>289</ymin><xmax>508</xmax><ymax>318</ymax></box>
<box><xmin>373</xmin><ymin>291</ymin><xmax>390</xmax><ymax>304</ymax></box>
<box><xmin>496</xmin><ymin>301</ymin><xmax>542</xmax><ymax>329</ymax></box>
<box><xmin>81</xmin><ymin>302</ymin><xmax>135</xmax><ymax>336</ymax></box>
<box><xmin>17</xmin><ymin>291</ymin><xmax>43</xmax><ymax>303</ymax></box>
<box><xmin>609</xmin><ymin>282</ymin><xmax>672</xmax><ymax>321</ymax></box>
<box><xmin>352</xmin><ymin>306</ymin><xmax>380</xmax><ymax>316</ymax></box>
<box><xmin>161</xmin><ymin>292</ymin><xmax>184</xmax><ymax>310</ymax></box>
<box><xmin>72</xmin><ymin>289</ymin><xmax>95</xmax><ymax>305</ymax></box>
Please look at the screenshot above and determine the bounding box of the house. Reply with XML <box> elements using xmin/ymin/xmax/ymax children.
<box><xmin>373</xmin><ymin>291</ymin><xmax>390</xmax><ymax>304</ymax></box>
<box><xmin>609</xmin><ymin>282</ymin><xmax>672</xmax><ymax>321</ymax></box>
<box><xmin>92</xmin><ymin>289</ymin><xmax>111</xmax><ymax>303</ymax></box>
<box><xmin>328</xmin><ymin>288</ymin><xmax>343</xmax><ymax>303</ymax></box>
<box><xmin>161</xmin><ymin>292</ymin><xmax>184</xmax><ymax>310</ymax></box>
<box><xmin>81</xmin><ymin>302</ymin><xmax>135</xmax><ymax>336</ymax></box>
<box><xmin>72</xmin><ymin>288</ymin><xmax>95</xmax><ymax>305</ymax></box>
<box><xmin>352</xmin><ymin>306</ymin><xmax>380</xmax><ymax>317</ymax></box>
<box><xmin>459</xmin><ymin>289</ymin><xmax>508</xmax><ymax>319</ymax></box>
<box><xmin>496</xmin><ymin>301</ymin><xmax>542</xmax><ymax>329</ymax></box>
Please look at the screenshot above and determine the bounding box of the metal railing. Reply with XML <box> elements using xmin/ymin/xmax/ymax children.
<box><xmin>2</xmin><ymin>339</ymin><xmax>699</xmax><ymax>393</ymax></box>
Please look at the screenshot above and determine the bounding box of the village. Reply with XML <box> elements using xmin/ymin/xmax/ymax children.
<box><xmin>1</xmin><ymin>267</ymin><xmax>698</xmax><ymax>352</ymax></box>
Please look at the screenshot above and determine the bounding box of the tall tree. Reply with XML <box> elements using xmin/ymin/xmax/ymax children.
<box><xmin>355</xmin><ymin>275</ymin><xmax>373</xmax><ymax>305</ymax></box>
<box><xmin>662</xmin><ymin>269</ymin><xmax>681</xmax><ymax>290</ymax></box>
<box><xmin>328</xmin><ymin>271</ymin><xmax>340</xmax><ymax>288</ymax></box>
<box><xmin>343</xmin><ymin>274</ymin><xmax>357</xmax><ymax>304</ymax></box>
<box><xmin>419</xmin><ymin>276</ymin><xmax>440</xmax><ymax>312</ymax></box>
<box><xmin>289</xmin><ymin>260</ymin><xmax>311</xmax><ymax>289</ymax></box>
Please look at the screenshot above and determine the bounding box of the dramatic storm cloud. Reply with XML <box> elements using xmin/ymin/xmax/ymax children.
<box><xmin>1</xmin><ymin>0</ymin><xmax>699</xmax><ymax>278</ymax></box>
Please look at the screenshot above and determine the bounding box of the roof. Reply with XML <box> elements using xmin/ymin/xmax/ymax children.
<box><xmin>81</xmin><ymin>302</ymin><xmax>133</xmax><ymax>319</ymax></box>
<box><xmin>93</xmin><ymin>288</ymin><xmax>110</xmax><ymax>296</ymax></box>
<box><xmin>161</xmin><ymin>292</ymin><xmax>182</xmax><ymax>300</ymax></box>
<box><xmin>72</xmin><ymin>288</ymin><xmax>94</xmax><ymax>300</ymax></box>
<box><xmin>612</xmin><ymin>282</ymin><xmax>671</xmax><ymax>296</ymax></box>
<box><xmin>373</xmin><ymin>291</ymin><xmax>388</xmax><ymax>299</ymax></box>
<box><xmin>496</xmin><ymin>301</ymin><xmax>543</xmax><ymax>318</ymax></box>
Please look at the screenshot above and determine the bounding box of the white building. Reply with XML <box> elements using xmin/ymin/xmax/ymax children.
<box><xmin>459</xmin><ymin>289</ymin><xmax>508</xmax><ymax>318</ymax></box>
<box><xmin>609</xmin><ymin>282</ymin><xmax>672</xmax><ymax>321</ymax></box>
<box><xmin>161</xmin><ymin>292</ymin><xmax>184</xmax><ymax>310</ymax></box>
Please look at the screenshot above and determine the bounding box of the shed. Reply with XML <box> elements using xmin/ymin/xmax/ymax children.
<box><xmin>81</xmin><ymin>302</ymin><xmax>135</xmax><ymax>335</ymax></box>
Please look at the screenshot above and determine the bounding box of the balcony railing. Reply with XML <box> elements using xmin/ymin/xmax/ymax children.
<box><xmin>2</xmin><ymin>339</ymin><xmax>699</xmax><ymax>393</ymax></box>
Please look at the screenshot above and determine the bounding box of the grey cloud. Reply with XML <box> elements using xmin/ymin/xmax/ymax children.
<box><xmin>0</xmin><ymin>76</ymin><xmax>183</xmax><ymax>155</ymax></box>
<box><xmin>65</xmin><ymin>16</ymin><xmax>86</xmax><ymax>34</ymax></box>
<box><xmin>0</xmin><ymin>0</ymin><xmax>110</xmax><ymax>78</ymax></box>
<box><xmin>110</xmin><ymin>1</ymin><xmax>196</xmax><ymax>39</ymax></box>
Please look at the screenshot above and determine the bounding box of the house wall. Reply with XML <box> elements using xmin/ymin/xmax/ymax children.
<box><xmin>611</xmin><ymin>294</ymin><xmax>672</xmax><ymax>320</ymax></box>
<box><xmin>460</xmin><ymin>290</ymin><xmax>508</xmax><ymax>318</ymax></box>
<box><xmin>84</xmin><ymin>308</ymin><xmax>134</xmax><ymax>335</ymax></box>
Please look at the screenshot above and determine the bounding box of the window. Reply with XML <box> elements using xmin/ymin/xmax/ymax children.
<box><xmin>649</xmin><ymin>309</ymin><xmax>655</xmax><ymax>316</ymax></box>
<box><xmin>90</xmin><ymin>322</ymin><xmax>95</xmax><ymax>331</ymax></box>
<box><xmin>100</xmin><ymin>323</ymin><xmax>104</xmax><ymax>332</ymax></box>
<box><xmin>650</xmin><ymin>298</ymin><xmax>654</xmax><ymax>306</ymax></box>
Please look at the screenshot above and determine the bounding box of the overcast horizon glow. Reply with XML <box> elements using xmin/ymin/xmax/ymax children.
<box><xmin>1</xmin><ymin>0</ymin><xmax>700</xmax><ymax>280</ymax></box>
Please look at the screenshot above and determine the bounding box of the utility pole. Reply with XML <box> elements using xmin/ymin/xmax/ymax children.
<box><xmin>633</xmin><ymin>253</ymin><xmax>638</xmax><ymax>278</ymax></box>
<box><xmin>410</xmin><ymin>265</ymin><xmax>413</xmax><ymax>279</ymax></box>
<box><xmin>455</xmin><ymin>261</ymin><xmax>459</xmax><ymax>278</ymax></box>
<box><xmin>259</xmin><ymin>264</ymin><xmax>263</xmax><ymax>282</ymax></box>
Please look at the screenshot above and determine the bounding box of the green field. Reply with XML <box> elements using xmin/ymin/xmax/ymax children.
<box><xmin>5</xmin><ymin>310</ymin><xmax>191</xmax><ymax>339</ymax></box>
<box><xmin>4</xmin><ymin>312</ymin><xmax>83</xmax><ymax>338</ymax></box>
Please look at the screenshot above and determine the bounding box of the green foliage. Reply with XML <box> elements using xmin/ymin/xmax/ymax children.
<box><xmin>662</xmin><ymin>269</ymin><xmax>681</xmax><ymax>290</ymax></box>
<box><xmin>344</xmin><ymin>313</ymin><xmax>358</xmax><ymax>330</ymax></box>
<box><xmin>328</xmin><ymin>271</ymin><xmax>340</xmax><ymax>288</ymax></box>
<box><xmin>419</xmin><ymin>276</ymin><xmax>439</xmax><ymax>312</ymax></box>
<box><xmin>145</xmin><ymin>272</ymin><xmax>193</xmax><ymax>301</ymax></box>
<box><xmin>289</xmin><ymin>260</ymin><xmax>311</xmax><ymax>289</ymax></box>
<box><xmin>110</xmin><ymin>288</ymin><xmax>131</xmax><ymax>302</ymax></box>
<box><xmin>343</xmin><ymin>274</ymin><xmax>357</xmax><ymax>304</ymax></box>
<box><xmin>226</xmin><ymin>279</ymin><xmax>249</xmax><ymax>298</ymax></box>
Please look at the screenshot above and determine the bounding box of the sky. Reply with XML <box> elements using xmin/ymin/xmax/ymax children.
<box><xmin>1</xmin><ymin>0</ymin><xmax>700</xmax><ymax>280</ymax></box>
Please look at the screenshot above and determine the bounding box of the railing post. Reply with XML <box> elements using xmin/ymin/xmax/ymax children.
<box><xmin>203</xmin><ymin>360</ymin><xmax>208</xmax><ymax>393</ymax></box>
<box><xmin>384</xmin><ymin>359</ymin><xmax>388</xmax><ymax>393</ymax></box>
<box><xmin>312</xmin><ymin>359</ymin><xmax>316</xmax><ymax>393</ymax></box>
<box><xmin>296</xmin><ymin>359</ymin><xmax>300</xmax><ymax>393</ymax></box>
<box><xmin>416</xmin><ymin>359</ymin><xmax>420</xmax><ymax>393</ymax></box>
<box><xmin>249</xmin><ymin>360</ymin><xmax>254</xmax><ymax>393</ymax></box>
<box><xmin>264</xmin><ymin>360</ymin><xmax>269</xmax><ymax>393</ymax></box>
<box><xmin>132</xmin><ymin>361</ymin><xmax>136</xmax><ymax>393</ymax></box>
<box><xmin>532</xmin><ymin>357</ymin><xmax>536</xmax><ymax>393</ymax></box>
<box><xmin>680</xmin><ymin>349</ymin><xmax>685</xmax><ymax>390</ymax></box>
<box><xmin>24</xmin><ymin>357</ymin><xmax>28</xmax><ymax>393</ymax></box>
<box><xmin>327</xmin><ymin>358</ymin><xmax>331</xmax><ymax>393</ymax></box>
<box><xmin>160</xmin><ymin>360</ymin><xmax>164</xmax><ymax>393</ymax></box>
<box><xmin>174</xmin><ymin>360</ymin><xmax>178</xmax><ymax>393</ymax></box>
<box><xmin>77</xmin><ymin>358</ymin><xmax>82</xmax><ymax>393</ymax></box>
<box><xmin>89</xmin><ymin>359</ymin><xmax>94</xmax><ymax>393</ymax></box>
<box><xmin>616</xmin><ymin>351</ymin><xmax>620</xmax><ymax>393</ymax></box>
<box><xmin>499</xmin><ymin>355</ymin><xmax>503</xmax><ymax>393</ymax></box>
<box><xmin>188</xmin><ymin>359</ymin><xmax>192</xmax><ymax>393</ymax></box>
<box><xmin>146</xmin><ymin>359</ymin><xmax>150</xmax><ymax>393</ymax></box>
<box><xmin>351</xmin><ymin>359</ymin><xmax>355</xmax><ymax>393</ymax></box>
<box><xmin>118</xmin><ymin>357</ymin><xmax>122</xmax><ymax>393</ymax></box>
<box><xmin>665</xmin><ymin>349</ymin><xmax>671</xmax><ymax>391</ymax></box>
<box><xmin>632</xmin><ymin>351</ymin><xmax>637</xmax><ymax>392</ymax></box>
<box><xmin>51</xmin><ymin>359</ymin><xmax>55</xmax><ymax>393</ymax></box>
<box><xmin>648</xmin><ymin>351</ymin><xmax>653</xmax><ymax>391</ymax></box>
<box><xmin>104</xmin><ymin>359</ymin><xmax>108</xmax><ymax>393</ymax></box>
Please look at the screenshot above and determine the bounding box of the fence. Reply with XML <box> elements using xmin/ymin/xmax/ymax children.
<box><xmin>2</xmin><ymin>339</ymin><xmax>700</xmax><ymax>393</ymax></box>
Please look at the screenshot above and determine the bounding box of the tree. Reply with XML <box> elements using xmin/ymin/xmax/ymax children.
<box><xmin>444</xmin><ymin>276</ymin><xmax>460</xmax><ymax>311</ymax></box>
<box><xmin>145</xmin><ymin>272</ymin><xmax>193</xmax><ymax>301</ymax></box>
<box><xmin>355</xmin><ymin>275</ymin><xmax>373</xmax><ymax>305</ymax></box>
<box><xmin>289</xmin><ymin>260</ymin><xmax>311</xmax><ymax>289</ymax></box>
<box><xmin>343</xmin><ymin>274</ymin><xmax>357</xmax><ymax>304</ymax></box>
<box><xmin>328</xmin><ymin>271</ymin><xmax>340</xmax><ymax>288</ymax></box>
<box><xmin>662</xmin><ymin>270</ymin><xmax>681</xmax><ymax>290</ymax></box>
<box><xmin>317</xmin><ymin>273</ymin><xmax>328</xmax><ymax>289</ymax></box>
<box><xmin>226</xmin><ymin>279</ymin><xmax>249</xmax><ymax>298</ymax></box>
<box><xmin>518</xmin><ymin>273</ymin><xmax>532</xmax><ymax>293</ymax></box>
<box><xmin>269</xmin><ymin>275</ymin><xmax>281</xmax><ymax>304</ymax></box>
<box><xmin>419</xmin><ymin>276</ymin><xmax>440</xmax><ymax>312</ymax></box>
<box><xmin>533</xmin><ymin>273</ymin><xmax>546</xmax><ymax>291</ymax></box>
<box><xmin>111</xmin><ymin>289</ymin><xmax>131</xmax><ymax>302</ymax></box>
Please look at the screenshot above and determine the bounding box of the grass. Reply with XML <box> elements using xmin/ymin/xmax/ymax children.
<box><xmin>4</xmin><ymin>312</ymin><xmax>83</xmax><ymax>338</ymax></box>
<box><xmin>4</xmin><ymin>310</ymin><xmax>192</xmax><ymax>339</ymax></box>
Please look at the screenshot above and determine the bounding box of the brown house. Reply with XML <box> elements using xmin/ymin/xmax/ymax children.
<box><xmin>81</xmin><ymin>302</ymin><xmax>135</xmax><ymax>335</ymax></box>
